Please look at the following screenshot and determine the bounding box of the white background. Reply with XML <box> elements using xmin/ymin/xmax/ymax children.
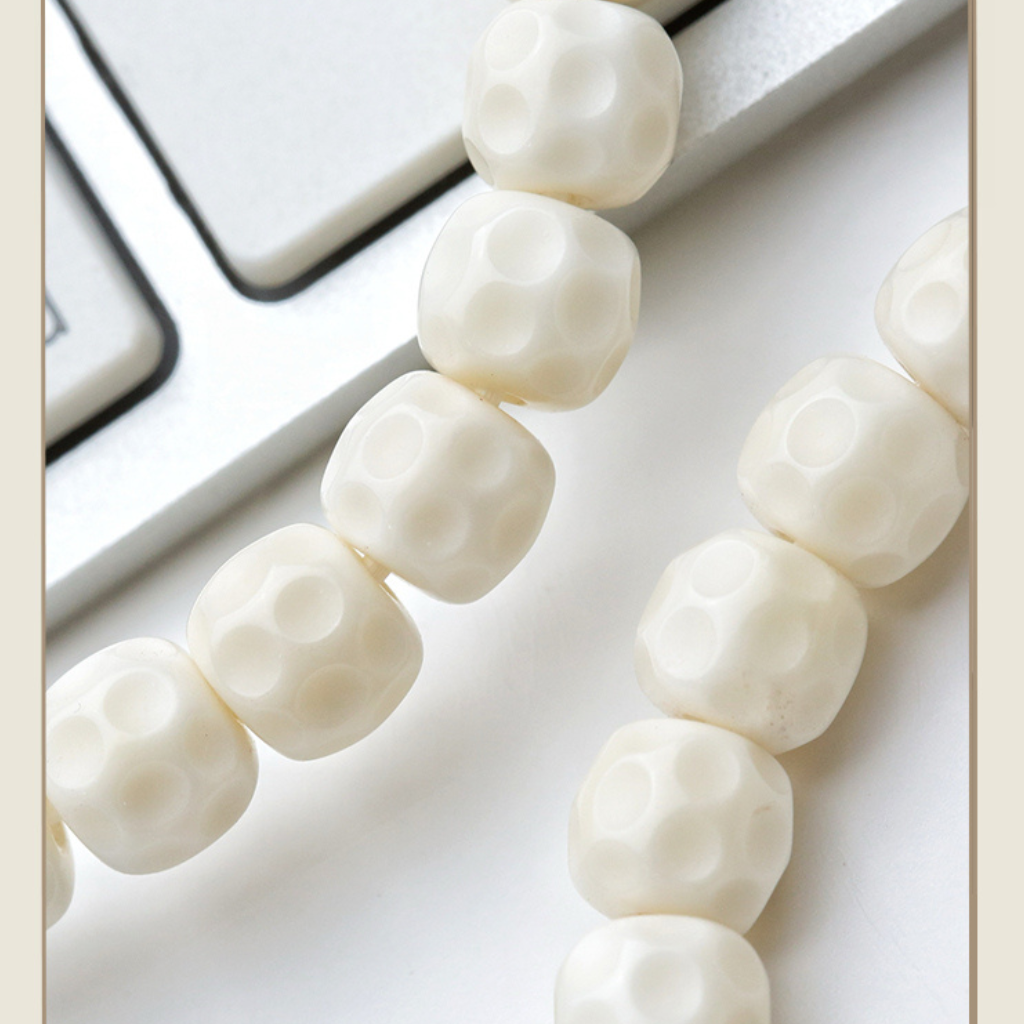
<box><xmin>47</xmin><ymin>13</ymin><xmax>968</xmax><ymax>1023</ymax></box>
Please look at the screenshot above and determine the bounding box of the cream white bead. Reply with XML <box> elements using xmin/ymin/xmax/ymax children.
<box><xmin>464</xmin><ymin>0</ymin><xmax>682</xmax><ymax>208</ymax></box>
<box><xmin>321</xmin><ymin>371</ymin><xmax>555</xmax><ymax>603</ymax></box>
<box><xmin>418</xmin><ymin>191</ymin><xmax>640</xmax><ymax>409</ymax></box>
<box><xmin>635</xmin><ymin>528</ymin><xmax>867</xmax><ymax>754</ymax></box>
<box><xmin>568</xmin><ymin>719</ymin><xmax>792</xmax><ymax>933</ymax></box>
<box><xmin>187</xmin><ymin>524</ymin><xmax>423</xmax><ymax>761</ymax></box>
<box><xmin>46</xmin><ymin>799</ymin><xmax>74</xmax><ymax>928</ymax></box>
<box><xmin>875</xmin><ymin>208</ymin><xmax>970</xmax><ymax>423</ymax></box>
<box><xmin>555</xmin><ymin>916</ymin><xmax>770</xmax><ymax>1024</ymax></box>
<box><xmin>46</xmin><ymin>639</ymin><xmax>257</xmax><ymax>874</ymax></box>
<box><xmin>738</xmin><ymin>356</ymin><xmax>969</xmax><ymax>588</ymax></box>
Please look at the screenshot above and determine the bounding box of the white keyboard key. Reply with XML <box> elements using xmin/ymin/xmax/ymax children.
<box><xmin>66</xmin><ymin>1</ymin><xmax>698</xmax><ymax>291</ymax></box>
<box><xmin>45</xmin><ymin>138</ymin><xmax>167</xmax><ymax>447</ymax></box>
<box><xmin>68</xmin><ymin>0</ymin><xmax>507</xmax><ymax>289</ymax></box>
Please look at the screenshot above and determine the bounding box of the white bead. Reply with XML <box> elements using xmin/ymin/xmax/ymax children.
<box><xmin>187</xmin><ymin>524</ymin><xmax>423</xmax><ymax>761</ymax></box>
<box><xmin>635</xmin><ymin>528</ymin><xmax>867</xmax><ymax>754</ymax></box>
<box><xmin>418</xmin><ymin>191</ymin><xmax>640</xmax><ymax>409</ymax></box>
<box><xmin>738</xmin><ymin>356</ymin><xmax>969</xmax><ymax>589</ymax></box>
<box><xmin>875</xmin><ymin>208</ymin><xmax>970</xmax><ymax>424</ymax></box>
<box><xmin>568</xmin><ymin>719</ymin><xmax>792</xmax><ymax>933</ymax></box>
<box><xmin>46</xmin><ymin>639</ymin><xmax>258</xmax><ymax>874</ymax></box>
<box><xmin>321</xmin><ymin>371</ymin><xmax>555</xmax><ymax>603</ymax></box>
<box><xmin>463</xmin><ymin>0</ymin><xmax>682</xmax><ymax>208</ymax></box>
<box><xmin>46</xmin><ymin>799</ymin><xmax>74</xmax><ymax>928</ymax></box>
<box><xmin>555</xmin><ymin>915</ymin><xmax>770</xmax><ymax>1024</ymax></box>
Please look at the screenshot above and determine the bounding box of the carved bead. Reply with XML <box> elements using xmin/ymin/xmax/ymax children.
<box><xmin>418</xmin><ymin>190</ymin><xmax>639</xmax><ymax>409</ymax></box>
<box><xmin>464</xmin><ymin>0</ymin><xmax>682</xmax><ymax>208</ymax></box>
<box><xmin>738</xmin><ymin>356</ymin><xmax>968</xmax><ymax>588</ymax></box>
<box><xmin>46</xmin><ymin>639</ymin><xmax>257</xmax><ymax>874</ymax></box>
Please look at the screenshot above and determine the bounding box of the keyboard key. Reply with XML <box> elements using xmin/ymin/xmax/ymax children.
<box><xmin>45</xmin><ymin>137</ymin><xmax>167</xmax><ymax>446</ymax></box>
<box><xmin>66</xmin><ymin>0</ymin><xmax>699</xmax><ymax>291</ymax></box>
<box><xmin>67</xmin><ymin>0</ymin><xmax>506</xmax><ymax>289</ymax></box>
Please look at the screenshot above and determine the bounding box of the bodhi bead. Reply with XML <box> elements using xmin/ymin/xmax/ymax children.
<box><xmin>568</xmin><ymin>719</ymin><xmax>793</xmax><ymax>933</ymax></box>
<box><xmin>555</xmin><ymin>916</ymin><xmax>770</xmax><ymax>1024</ymax></box>
<box><xmin>464</xmin><ymin>0</ymin><xmax>683</xmax><ymax>208</ymax></box>
<box><xmin>635</xmin><ymin>528</ymin><xmax>868</xmax><ymax>754</ymax></box>
<box><xmin>418</xmin><ymin>190</ymin><xmax>640</xmax><ymax>409</ymax></box>
<box><xmin>46</xmin><ymin>639</ymin><xmax>258</xmax><ymax>874</ymax></box>
<box><xmin>875</xmin><ymin>208</ymin><xmax>969</xmax><ymax>424</ymax></box>
<box><xmin>46</xmin><ymin>800</ymin><xmax>74</xmax><ymax>928</ymax></box>
<box><xmin>187</xmin><ymin>524</ymin><xmax>423</xmax><ymax>761</ymax></box>
<box><xmin>738</xmin><ymin>355</ymin><xmax>969</xmax><ymax>588</ymax></box>
<box><xmin>321</xmin><ymin>371</ymin><xmax>555</xmax><ymax>603</ymax></box>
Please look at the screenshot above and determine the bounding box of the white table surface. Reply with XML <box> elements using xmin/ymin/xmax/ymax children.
<box><xmin>46</xmin><ymin>13</ymin><xmax>969</xmax><ymax>1023</ymax></box>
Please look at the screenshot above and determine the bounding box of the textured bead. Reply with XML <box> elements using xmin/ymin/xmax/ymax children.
<box><xmin>418</xmin><ymin>190</ymin><xmax>640</xmax><ymax>409</ymax></box>
<box><xmin>875</xmin><ymin>208</ymin><xmax>969</xmax><ymax>424</ymax></box>
<box><xmin>568</xmin><ymin>719</ymin><xmax>792</xmax><ymax>933</ymax></box>
<box><xmin>46</xmin><ymin>639</ymin><xmax>257</xmax><ymax>874</ymax></box>
<box><xmin>555</xmin><ymin>915</ymin><xmax>770</xmax><ymax>1024</ymax></box>
<box><xmin>464</xmin><ymin>0</ymin><xmax>682</xmax><ymax>208</ymax></box>
<box><xmin>46</xmin><ymin>799</ymin><xmax>74</xmax><ymax>929</ymax></box>
<box><xmin>738</xmin><ymin>355</ymin><xmax>969</xmax><ymax>588</ymax></box>
<box><xmin>187</xmin><ymin>524</ymin><xmax>423</xmax><ymax>761</ymax></box>
<box><xmin>635</xmin><ymin>528</ymin><xmax>868</xmax><ymax>754</ymax></box>
<box><xmin>321</xmin><ymin>371</ymin><xmax>555</xmax><ymax>603</ymax></box>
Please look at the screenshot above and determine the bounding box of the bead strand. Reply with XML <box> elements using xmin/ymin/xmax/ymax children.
<box><xmin>45</xmin><ymin>0</ymin><xmax>684</xmax><ymax>926</ymax></box>
<box><xmin>554</xmin><ymin>208</ymin><xmax>969</xmax><ymax>1023</ymax></box>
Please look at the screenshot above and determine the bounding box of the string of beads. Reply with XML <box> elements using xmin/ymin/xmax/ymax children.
<box><xmin>46</xmin><ymin>0</ymin><xmax>685</xmax><ymax>922</ymax></box>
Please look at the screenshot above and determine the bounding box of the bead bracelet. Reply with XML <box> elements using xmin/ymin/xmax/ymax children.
<box><xmin>46</xmin><ymin>0</ymin><xmax>684</xmax><ymax>915</ymax></box>
<box><xmin>45</xmin><ymin>3</ymin><xmax>969</xmax><ymax>1020</ymax></box>
<box><xmin>555</xmin><ymin>206</ymin><xmax>969</xmax><ymax>1021</ymax></box>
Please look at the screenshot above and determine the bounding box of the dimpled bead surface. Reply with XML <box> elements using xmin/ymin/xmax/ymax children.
<box><xmin>555</xmin><ymin>915</ymin><xmax>770</xmax><ymax>1024</ymax></box>
<box><xmin>568</xmin><ymin>719</ymin><xmax>792</xmax><ymax>933</ymax></box>
<box><xmin>46</xmin><ymin>800</ymin><xmax>74</xmax><ymax>928</ymax></box>
<box><xmin>738</xmin><ymin>356</ymin><xmax>969</xmax><ymax>588</ymax></box>
<box><xmin>464</xmin><ymin>0</ymin><xmax>682</xmax><ymax>208</ymax></box>
<box><xmin>46</xmin><ymin>639</ymin><xmax>257</xmax><ymax>874</ymax></box>
<box><xmin>875</xmin><ymin>208</ymin><xmax>969</xmax><ymax>424</ymax></box>
<box><xmin>418</xmin><ymin>190</ymin><xmax>640</xmax><ymax>409</ymax></box>
<box><xmin>635</xmin><ymin>528</ymin><xmax>867</xmax><ymax>754</ymax></box>
<box><xmin>187</xmin><ymin>524</ymin><xmax>423</xmax><ymax>761</ymax></box>
<box><xmin>321</xmin><ymin>371</ymin><xmax>555</xmax><ymax>603</ymax></box>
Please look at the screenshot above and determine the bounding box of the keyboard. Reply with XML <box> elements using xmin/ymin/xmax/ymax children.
<box><xmin>45</xmin><ymin>0</ymin><xmax>965</xmax><ymax>627</ymax></box>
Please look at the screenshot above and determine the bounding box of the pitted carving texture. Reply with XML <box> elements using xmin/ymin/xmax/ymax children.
<box><xmin>568</xmin><ymin>719</ymin><xmax>792</xmax><ymax>933</ymax></box>
<box><xmin>321</xmin><ymin>371</ymin><xmax>555</xmax><ymax>603</ymax></box>
<box><xmin>464</xmin><ymin>0</ymin><xmax>682</xmax><ymax>208</ymax></box>
<box><xmin>46</xmin><ymin>639</ymin><xmax>257</xmax><ymax>874</ymax></box>
<box><xmin>635</xmin><ymin>528</ymin><xmax>867</xmax><ymax>754</ymax></box>
<box><xmin>738</xmin><ymin>356</ymin><xmax>968</xmax><ymax>588</ymax></box>
<box><xmin>46</xmin><ymin>799</ymin><xmax>74</xmax><ymax>928</ymax></box>
<box><xmin>875</xmin><ymin>209</ymin><xmax>969</xmax><ymax>424</ymax></box>
<box><xmin>187</xmin><ymin>524</ymin><xmax>423</xmax><ymax>761</ymax></box>
<box><xmin>418</xmin><ymin>190</ymin><xmax>640</xmax><ymax>409</ymax></box>
<box><xmin>555</xmin><ymin>915</ymin><xmax>770</xmax><ymax>1024</ymax></box>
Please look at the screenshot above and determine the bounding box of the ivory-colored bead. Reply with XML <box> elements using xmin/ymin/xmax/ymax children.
<box><xmin>875</xmin><ymin>208</ymin><xmax>969</xmax><ymax>424</ymax></box>
<box><xmin>46</xmin><ymin>800</ymin><xmax>74</xmax><ymax>928</ymax></box>
<box><xmin>187</xmin><ymin>524</ymin><xmax>423</xmax><ymax>761</ymax></box>
<box><xmin>46</xmin><ymin>639</ymin><xmax>257</xmax><ymax>874</ymax></box>
<box><xmin>555</xmin><ymin>915</ymin><xmax>770</xmax><ymax>1024</ymax></box>
<box><xmin>738</xmin><ymin>355</ymin><xmax>969</xmax><ymax>588</ymax></box>
<box><xmin>464</xmin><ymin>0</ymin><xmax>682</xmax><ymax>208</ymax></box>
<box><xmin>321</xmin><ymin>371</ymin><xmax>555</xmax><ymax>603</ymax></box>
<box><xmin>635</xmin><ymin>528</ymin><xmax>867</xmax><ymax>754</ymax></box>
<box><xmin>418</xmin><ymin>190</ymin><xmax>640</xmax><ymax>409</ymax></box>
<box><xmin>568</xmin><ymin>719</ymin><xmax>793</xmax><ymax>933</ymax></box>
